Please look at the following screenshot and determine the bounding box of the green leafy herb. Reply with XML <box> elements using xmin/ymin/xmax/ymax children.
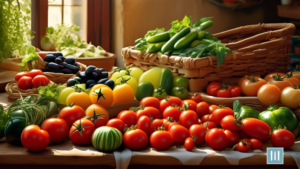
<box><xmin>0</xmin><ymin>0</ymin><xmax>32</xmax><ymax>62</ymax></box>
<box><xmin>168</xmin><ymin>15</ymin><xmax>192</xmax><ymax>37</ymax></box>
<box><xmin>37</xmin><ymin>84</ymin><xmax>62</xmax><ymax>100</ymax></box>
<box><xmin>144</xmin><ymin>28</ymin><xmax>165</xmax><ymax>39</ymax></box>
<box><xmin>20</xmin><ymin>46</ymin><xmax>39</xmax><ymax>70</ymax></box>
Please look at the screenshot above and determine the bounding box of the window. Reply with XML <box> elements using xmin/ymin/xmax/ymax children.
<box><xmin>31</xmin><ymin>0</ymin><xmax>110</xmax><ymax>51</ymax></box>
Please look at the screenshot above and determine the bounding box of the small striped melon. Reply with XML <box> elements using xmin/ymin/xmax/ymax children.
<box><xmin>92</xmin><ymin>126</ymin><xmax>123</xmax><ymax>151</ymax></box>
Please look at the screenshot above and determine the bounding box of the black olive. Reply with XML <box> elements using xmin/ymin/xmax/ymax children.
<box><xmin>97</xmin><ymin>78</ymin><xmax>109</xmax><ymax>84</ymax></box>
<box><xmin>86</xmin><ymin>79</ymin><xmax>96</xmax><ymax>88</ymax></box>
<box><xmin>53</xmin><ymin>52</ymin><xmax>63</xmax><ymax>57</ymax></box>
<box><xmin>44</xmin><ymin>54</ymin><xmax>56</xmax><ymax>62</ymax></box>
<box><xmin>101</xmin><ymin>71</ymin><xmax>109</xmax><ymax>78</ymax></box>
<box><xmin>55</xmin><ymin>58</ymin><xmax>63</xmax><ymax>64</ymax></box>
<box><xmin>104</xmin><ymin>80</ymin><xmax>115</xmax><ymax>90</ymax></box>
<box><xmin>56</xmin><ymin>55</ymin><xmax>65</xmax><ymax>62</ymax></box>
<box><xmin>65</xmin><ymin>58</ymin><xmax>75</xmax><ymax>65</ymax></box>
<box><xmin>73</xmin><ymin>77</ymin><xmax>82</xmax><ymax>83</ymax></box>
<box><xmin>92</xmin><ymin>72</ymin><xmax>100</xmax><ymax>81</ymax></box>
<box><xmin>46</xmin><ymin>62</ymin><xmax>60</xmax><ymax>70</ymax></box>
<box><xmin>67</xmin><ymin>79</ymin><xmax>76</xmax><ymax>87</ymax></box>
<box><xmin>78</xmin><ymin>72</ymin><xmax>87</xmax><ymax>82</ymax></box>
<box><xmin>60</xmin><ymin>68</ymin><xmax>73</xmax><ymax>74</ymax></box>
<box><xmin>85</xmin><ymin>65</ymin><xmax>96</xmax><ymax>75</ymax></box>
<box><xmin>94</xmin><ymin>68</ymin><xmax>104</xmax><ymax>77</ymax></box>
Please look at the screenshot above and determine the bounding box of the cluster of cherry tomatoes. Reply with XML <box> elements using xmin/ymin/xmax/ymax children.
<box><xmin>15</xmin><ymin>69</ymin><xmax>50</xmax><ymax>90</ymax></box>
<box><xmin>207</xmin><ymin>82</ymin><xmax>242</xmax><ymax>98</ymax></box>
<box><xmin>105</xmin><ymin>95</ymin><xmax>295</xmax><ymax>152</ymax></box>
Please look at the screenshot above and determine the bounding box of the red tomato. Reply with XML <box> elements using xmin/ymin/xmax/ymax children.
<box><xmin>32</xmin><ymin>75</ymin><xmax>50</xmax><ymax>88</ymax></box>
<box><xmin>209</xmin><ymin>105</ymin><xmax>218</xmax><ymax>114</ymax></box>
<box><xmin>163</xmin><ymin>106</ymin><xmax>182</xmax><ymax>121</ymax></box>
<box><xmin>137</xmin><ymin>116</ymin><xmax>153</xmax><ymax>136</ymax></box>
<box><xmin>237</xmin><ymin>140</ymin><xmax>251</xmax><ymax>152</ymax></box>
<box><xmin>196</xmin><ymin>101</ymin><xmax>209</xmax><ymax>118</ymax></box>
<box><xmin>189</xmin><ymin>124</ymin><xmax>206</xmax><ymax>146</ymax></box>
<box><xmin>140</xmin><ymin>97</ymin><xmax>160</xmax><ymax>110</ymax></box>
<box><xmin>250</xmin><ymin>138</ymin><xmax>263</xmax><ymax>150</ymax></box>
<box><xmin>230</xmin><ymin>86</ymin><xmax>242</xmax><ymax>97</ymax></box>
<box><xmin>271</xmin><ymin>129</ymin><xmax>294</xmax><ymax>149</ymax></box>
<box><xmin>134</xmin><ymin>107</ymin><xmax>151</xmax><ymax>119</ymax></box>
<box><xmin>159</xmin><ymin>97</ymin><xmax>182</xmax><ymax>113</ymax></box>
<box><xmin>184</xmin><ymin>137</ymin><xmax>195</xmax><ymax>151</ymax></box>
<box><xmin>202</xmin><ymin>121</ymin><xmax>217</xmax><ymax>129</ymax></box>
<box><xmin>106</xmin><ymin>118</ymin><xmax>125</xmax><ymax>133</ymax></box>
<box><xmin>201</xmin><ymin>114</ymin><xmax>211</xmax><ymax>123</ymax></box>
<box><xmin>179</xmin><ymin>110</ymin><xmax>199</xmax><ymax>129</ymax></box>
<box><xmin>41</xmin><ymin>118</ymin><xmax>69</xmax><ymax>144</ymax></box>
<box><xmin>145</xmin><ymin>107</ymin><xmax>161</xmax><ymax>119</ymax></box>
<box><xmin>18</xmin><ymin>76</ymin><xmax>32</xmax><ymax>90</ymax></box>
<box><xmin>58</xmin><ymin>105</ymin><xmax>86</xmax><ymax>128</ymax></box>
<box><xmin>29</xmin><ymin>69</ymin><xmax>43</xmax><ymax>79</ymax></box>
<box><xmin>169</xmin><ymin>125</ymin><xmax>189</xmax><ymax>144</ymax></box>
<box><xmin>207</xmin><ymin>82</ymin><xmax>221</xmax><ymax>96</ymax></box>
<box><xmin>150</xmin><ymin>130</ymin><xmax>173</xmax><ymax>150</ymax></box>
<box><xmin>205</xmin><ymin>128</ymin><xmax>228</xmax><ymax>150</ymax></box>
<box><xmin>15</xmin><ymin>72</ymin><xmax>30</xmax><ymax>81</ymax></box>
<box><xmin>151</xmin><ymin>119</ymin><xmax>164</xmax><ymax>131</ymax></box>
<box><xmin>167</xmin><ymin>122</ymin><xmax>180</xmax><ymax>131</ymax></box>
<box><xmin>217</xmin><ymin>89</ymin><xmax>231</xmax><ymax>98</ymax></box>
<box><xmin>220</xmin><ymin>115</ymin><xmax>241</xmax><ymax>131</ymax></box>
<box><xmin>21</xmin><ymin>125</ymin><xmax>49</xmax><ymax>151</ymax></box>
<box><xmin>181</xmin><ymin>100</ymin><xmax>197</xmax><ymax>112</ymax></box>
<box><xmin>163</xmin><ymin>117</ymin><xmax>175</xmax><ymax>131</ymax></box>
<box><xmin>241</xmin><ymin>118</ymin><xmax>271</xmax><ymax>142</ymax></box>
<box><xmin>211</xmin><ymin>107</ymin><xmax>234</xmax><ymax>126</ymax></box>
<box><xmin>189</xmin><ymin>93</ymin><xmax>202</xmax><ymax>103</ymax></box>
<box><xmin>117</xmin><ymin>110</ymin><xmax>137</xmax><ymax>127</ymax></box>
<box><xmin>123</xmin><ymin>129</ymin><xmax>148</xmax><ymax>150</ymax></box>
<box><xmin>224</xmin><ymin>130</ymin><xmax>240</xmax><ymax>147</ymax></box>
<box><xmin>69</xmin><ymin>119</ymin><xmax>95</xmax><ymax>145</ymax></box>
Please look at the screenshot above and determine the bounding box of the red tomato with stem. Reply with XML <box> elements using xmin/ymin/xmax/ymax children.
<box><xmin>137</xmin><ymin>116</ymin><xmax>153</xmax><ymax>136</ymax></box>
<box><xmin>163</xmin><ymin>106</ymin><xmax>182</xmax><ymax>121</ymax></box>
<box><xmin>209</xmin><ymin>105</ymin><xmax>218</xmax><ymax>114</ymax></box>
<box><xmin>69</xmin><ymin>119</ymin><xmax>95</xmax><ymax>145</ymax></box>
<box><xmin>169</xmin><ymin>125</ymin><xmax>190</xmax><ymax>144</ymax></box>
<box><xmin>134</xmin><ymin>106</ymin><xmax>161</xmax><ymax>119</ymax></box>
<box><xmin>123</xmin><ymin>128</ymin><xmax>148</xmax><ymax>150</ymax></box>
<box><xmin>15</xmin><ymin>72</ymin><xmax>30</xmax><ymax>81</ymax></box>
<box><xmin>189</xmin><ymin>124</ymin><xmax>206</xmax><ymax>146</ymax></box>
<box><xmin>151</xmin><ymin>119</ymin><xmax>164</xmax><ymax>131</ymax></box>
<box><xmin>150</xmin><ymin>130</ymin><xmax>173</xmax><ymax>150</ymax></box>
<box><xmin>224</xmin><ymin>130</ymin><xmax>240</xmax><ymax>147</ymax></box>
<box><xmin>201</xmin><ymin>114</ymin><xmax>211</xmax><ymax>123</ymax></box>
<box><xmin>32</xmin><ymin>75</ymin><xmax>50</xmax><ymax>88</ymax></box>
<box><xmin>41</xmin><ymin>118</ymin><xmax>69</xmax><ymax>144</ymax></box>
<box><xmin>18</xmin><ymin>76</ymin><xmax>32</xmax><ymax>90</ymax></box>
<box><xmin>58</xmin><ymin>104</ymin><xmax>86</xmax><ymax>128</ymax></box>
<box><xmin>189</xmin><ymin>93</ymin><xmax>202</xmax><ymax>103</ymax></box>
<box><xmin>237</xmin><ymin>140</ymin><xmax>251</xmax><ymax>152</ymax></box>
<box><xmin>217</xmin><ymin>85</ymin><xmax>231</xmax><ymax>98</ymax></box>
<box><xmin>184</xmin><ymin>137</ymin><xmax>196</xmax><ymax>151</ymax></box>
<box><xmin>163</xmin><ymin>117</ymin><xmax>175</xmax><ymax>131</ymax></box>
<box><xmin>271</xmin><ymin>129</ymin><xmax>294</xmax><ymax>149</ymax></box>
<box><xmin>167</xmin><ymin>122</ymin><xmax>180</xmax><ymax>131</ymax></box>
<box><xmin>205</xmin><ymin>128</ymin><xmax>228</xmax><ymax>150</ymax></box>
<box><xmin>211</xmin><ymin>106</ymin><xmax>234</xmax><ymax>126</ymax></box>
<box><xmin>179</xmin><ymin>110</ymin><xmax>199</xmax><ymax>129</ymax></box>
<box><xmin>29</xmin><ymin>69</ymin><xmax>43</xmax><ymax>79</ymax></box>
<box><xmin>230</xmin><ymin>86</ymin><xmax>242</xmax><ymax>97</ymax></box>
<box><xmin>159</xmin><ymin>97</ymin><xmax>182</xmax><ymax>113</ymax></box>
<box><xmin>202</xmin><ymin>121</ymin><xmax>217</xmax><ymax>129</ymax></box>
<box><xmin>196</xmin><ymin>102</ymin><xmax>210</xmax><ymax>118</ymax></box>
<box><xmin>106</xmin><ymin>118</ymin><xmax>125</xmax><ymax>133</ymax></box>
<box><xmin>21</xmin><ymin>125</ymin><xmax>49</xmax><ymax>151</ymax></box>
<box><xmin>117</xmin><ymin>110</ymin><xmax>137</xmax><ymax>127</ymax></box>
<box><xmin>220</xmin><ymin>115</ymin><xmax>242</xmax><ymax>131</ymax></box>
<box><xmin>249</xmin><ymin>138</ymin><xmax>263</xmax><ymax>150</ymax></box>
<box><xmin>241</xmin><ymin>118</ymin><xmax>271</xmax><ymax>142</ymax></box>
<box><xmin>140</xmin><ymin>97</ymin><xmax>160</xmax><ymax>110</ymax></box>
<box><xmin>207</xmin><ymin>82</ymin><xmax>221</xmax><ymax>96</ymax></box>
<box><xmin>181</xmin><ymin>100</ymin><xmax>197</xmax><ymax>112</ymax></box>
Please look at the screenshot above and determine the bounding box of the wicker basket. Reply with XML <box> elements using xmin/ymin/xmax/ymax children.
<box><xmin>122</xmin><ymin>23</ymin><xmax>296</xmax><ymax>92</ymax></box>
<box><xmin>27</xmin><ymin>55</ymin><xmax>87</xmax><ymax>84</ymax></box>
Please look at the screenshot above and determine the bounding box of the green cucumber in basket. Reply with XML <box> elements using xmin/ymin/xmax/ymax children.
<box><xmin>174</xmin><ymin>31</ymin><xmax>198</xmax><ymax>50</ymax></box>
<box><xmin>146</xmin><ymin>32</ymin><xmax>170</xmax><ymax>43</ymax></box>
<box><xmin>161</xmin><ymin>27</ymin><xmax>190</xmax><ymax>54</ymax></box>
<box><xmin>146</xmin><ymin>41</ymin><xmax>167</xmax><ymax>53</ymax></box>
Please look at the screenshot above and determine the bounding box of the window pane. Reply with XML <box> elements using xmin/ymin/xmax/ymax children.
<box><xmin>64</xmin><ymin>0</ymin><xmax>82</xmax><ymax>5</ymax></box>
<box><xmin>48</xmin><ymin>0</ymin><xmax>62</xmax><ymax>5</ymax></box>
<box><xmin>48</xmin><ymin>6</ymin><xmax>62</xmax><ymax>27</ymax></box>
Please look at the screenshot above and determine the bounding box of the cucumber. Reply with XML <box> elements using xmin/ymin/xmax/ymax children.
<box><xmin>146</xmin><ymin>41</ymin><xmax>167</xmax><ymax>53</ymax></box>
<box><xmin>146</xmin><ymin>32</ymin><xmax>170</xmax><ymax>43</ymax></box>
<box><xmin>157</xmin><ymin>68</ymin><xmax>173</xmax><ymax>95</ymax></box>
<box><xmin>190</xmin><ymin>40</ymin><xmax>202</xmax><ymax>48</ymax></box>
<box><xmin>161</xmin><ymin>27</ymin><xmax>190</xmax><ymax>54</ymax></box>
<box><xmin>174</xmin><ymin>31</ymin><xmax>198</xmax><ymax>50</ymax></box>
<box><xmin>200</xmin><ymin>20</ymin><xmax>213</xmax><ymax>31</ymax></box>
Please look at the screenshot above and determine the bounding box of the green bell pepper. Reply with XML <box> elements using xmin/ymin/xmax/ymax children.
<box><xmin>135</xmin><ymin>82</ymin><xmax>154</xmax><ymax>101</ymax></box>
<box><xmin>258</xmin><ymin>103</ymin><xmax>299</xmax><ymax>136</ymax></box>
<box><xmin>233</xmin><ymin>100</ymin><xmax>260</xmax><ymax>119</ymax></box>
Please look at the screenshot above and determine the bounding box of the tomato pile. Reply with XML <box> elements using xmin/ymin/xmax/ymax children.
<box><xmin>207</xmin><ymin>82</ymin><xmax>241</xmax><ymax>97</ymax></box>
<box><xmin>15</xmin><ymin>69</ymin><xmax>50</xmax><ymax>90</ymax></box>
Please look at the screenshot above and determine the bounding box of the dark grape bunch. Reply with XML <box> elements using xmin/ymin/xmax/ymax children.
<box><xmin>44</xmin><ymin>52</ymin><xmax>79</xmax><ymax>74</ymax></box>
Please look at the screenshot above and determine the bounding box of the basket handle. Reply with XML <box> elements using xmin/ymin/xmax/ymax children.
<box><xmin>213</xmin><ymin>23</ymin><xmax>295</xmax><ymax>50</ymax></box>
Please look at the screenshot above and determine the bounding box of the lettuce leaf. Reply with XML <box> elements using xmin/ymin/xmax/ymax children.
<box><xmin>168</xmin><ymin>16</ymin><xmax>192</xmax><ymax>37</ymax></box>
<box><xmin>144</xmin><ymin>28</ymin><xmax>165</xmax><ymax>39</ymax></box>
<box><xmin>37</xmin><ymin>84</ymin><xmax>62</xmax><ymax>100</ymax></box>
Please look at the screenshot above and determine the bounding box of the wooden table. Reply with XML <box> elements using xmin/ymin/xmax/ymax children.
<box><xmin>0</xmin><ymin>92</ymin><xmax>299</xmax><ymax>169</ymax></box>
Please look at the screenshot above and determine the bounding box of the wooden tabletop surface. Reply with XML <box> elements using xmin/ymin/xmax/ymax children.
<box><xmin>0</xmin><ymin>92</ymin><xmax>299</xmax><ymax>167</ymax></box>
